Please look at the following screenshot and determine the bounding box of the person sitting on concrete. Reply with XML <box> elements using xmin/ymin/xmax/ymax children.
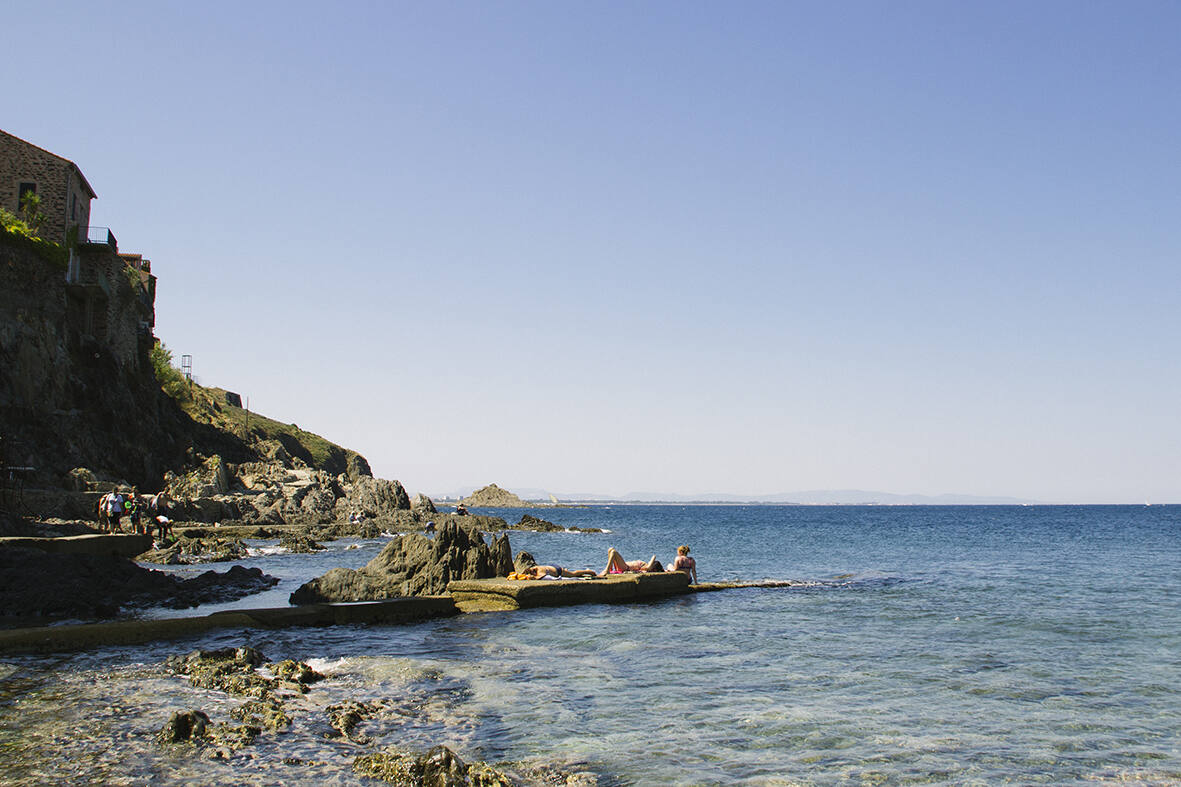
<box><xmin>667</xmin><ymin>545</ymin><xmax>698</xmax><ymax>583</ymax></box>
<box><xmin>600</xmin><ymin>547</ymin><xmax>662</xmax><ymax>575</ymax></box>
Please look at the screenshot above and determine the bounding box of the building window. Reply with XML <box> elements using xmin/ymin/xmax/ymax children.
<box><xmin>18</xmin><ymin>182</ymin><xmax>36</xmax><ymax>207</ymax></box>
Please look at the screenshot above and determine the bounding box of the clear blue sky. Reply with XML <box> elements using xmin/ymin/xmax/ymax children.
<box><xmin>6</xmin><ymin>2</ymin><xmax>1180</xmax><ymax>502</ymax></box>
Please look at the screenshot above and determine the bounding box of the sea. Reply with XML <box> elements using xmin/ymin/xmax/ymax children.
<box><xmin>0</xmin><ymin>504</ymin><xmax>1178</xmax><ymax>785</ymax></box>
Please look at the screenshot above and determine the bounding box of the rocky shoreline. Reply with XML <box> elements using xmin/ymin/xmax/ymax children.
<box><xmin>151</xmin><ymin>645</ymin><xmax>600</xmax><ymax>785</ymax></box>
<box><xmin>0</xmin><ymin>469</ymin><xmax>604</xmax><ymax>626</ymax></box>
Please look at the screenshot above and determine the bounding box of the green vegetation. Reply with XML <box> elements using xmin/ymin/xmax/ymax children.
<box><xmin>18</xmin><ymin>192</ymin><xmax>47</xmax><ymax>236</ymax></box>
<box><xmin>124</xmin><ymin>263</ymin><xmax>145</xmax><ymax>293</ymax></box>
<box><xmin>0</xmin><ymin>208</ymin><xmax>68</xmax><ymax>268</ymax></box>
<box><xmin>152</xmin><ymin>342</ymin><xmax>357</xmax><ymax>473</ymax></box>
<box><xmin>151</xmin><ymin>341</ymin><xmax>191</xmax><ymax>401</ymax></box>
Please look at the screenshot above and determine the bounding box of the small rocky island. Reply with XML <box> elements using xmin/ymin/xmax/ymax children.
<box><xmin>459</xmin><ymin>483</ymin><xmax>544</xmax><ymax>508</ymax></box>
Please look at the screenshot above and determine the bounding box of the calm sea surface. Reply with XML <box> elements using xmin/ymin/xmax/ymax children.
<box><xmin>1</xmin><ymin>505</ymin><xmax>1178</xmax><ymax>785</ymax></box>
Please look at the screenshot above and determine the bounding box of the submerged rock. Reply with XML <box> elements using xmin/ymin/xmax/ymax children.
<box><xmin>166</xmin><ymin>647</ymin><xmax>324</xmax><ymax>696</ymax></box>
<box><xmin>289</xmin><ymin>521</ymin><xmax>513</xmax><ymax>604</ymax></box>
<box><xmin>158</xmin><ymin>646</ymin><xmax>323</xmax><ymax>754</ymax></box>
<box><xmin>327</xmin><ymin>700</ymin><xmax>384</xmax><ymax>744</ymax></box>
<box><xmin>157</xmin><ymin>709</ymin><xmax>210</xmax><ymax>744</ymax></box>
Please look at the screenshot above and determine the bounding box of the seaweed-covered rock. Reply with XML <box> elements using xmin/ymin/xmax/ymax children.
<box><xmin>230</xmin><ymin>696</ymin><xmax>292</xmax><ymax>732</ymax></box>
<box><xmin>137</xmin><ymin>535</ymin><xmax>250</xmax><ymax>564</ymax></box>
<box><xmin>327</xmin><ymin>700</ymin><xmax>383</xmax><ymax>744</ymax></box>
<box><xmin>289</xmin><ymin>522</ymin><xmax>513</xmax><ymax>603</ymax></box>
<box><xmin>157</xmin><ymin>710</ymin><xmax>210</xmax><ymax>744</ymax></box>
<box><xmin>278</xmin><ymin>533</ymin><xmax>325</xmax><ymax>553</ymax></box>
<box><xmin>353</xmin><ymin>745</ymin><xmax>516</xmax><ymax>786</ymax></box>
<box><xmin>169</xmin><ymin>646</ymin><xmax>321</xmax><ymax>688</ymax></box>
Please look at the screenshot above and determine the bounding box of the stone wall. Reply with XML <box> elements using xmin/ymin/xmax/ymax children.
<box><xmin>63</xmin><ymin>246</ymin><xmax>153</xmax><ymax>372</ymax></box>
<box><xmin>0</xmin><ymin>236</ymin><xmax>174</xmax><ymax>486</ymax></box>
<box><xmin>0</xmin><ymin>129</ymin><xmax>94</xmax><ymax>245</ymax></box>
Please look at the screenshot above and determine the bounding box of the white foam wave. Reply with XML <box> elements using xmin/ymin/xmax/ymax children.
<box><xmin>305</xmin><ymin>657</ymin><xmax>350</xmax><ymax>674</ymax></box>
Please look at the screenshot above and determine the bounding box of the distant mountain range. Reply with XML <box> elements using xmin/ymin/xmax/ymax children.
<box><xmin>432</xmin><ymin>486</ymin><xmax>1038</xmax><ymax>506</ymax></box>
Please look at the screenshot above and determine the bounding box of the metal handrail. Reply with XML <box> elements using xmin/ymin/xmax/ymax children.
<box><xmin>81</xmin><ymin>226</ymin><xmax>118</xmax><ymax>250</ymax></box>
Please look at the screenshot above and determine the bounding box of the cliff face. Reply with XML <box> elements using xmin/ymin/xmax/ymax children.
<box><xmin>0</xmin><ymin>236</ymin><xmax>368</xmax><ymax>493</ymax></box>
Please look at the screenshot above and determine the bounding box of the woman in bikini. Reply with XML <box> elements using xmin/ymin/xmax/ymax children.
<box><xmin>600</xmin><ymin>547</ymin><xmax>662</xmax><ymax>575</ymax></box>
<box><xmin>668</xmin><ymin>545</ymin><xmax>697</xmax><ymax>583</ymax></box>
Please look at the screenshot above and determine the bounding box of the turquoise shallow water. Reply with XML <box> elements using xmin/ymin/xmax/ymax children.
<box><xmin>1</xmin><ymin>505</ymin><xmax>1179</xmax><ymax>784</ymax></box>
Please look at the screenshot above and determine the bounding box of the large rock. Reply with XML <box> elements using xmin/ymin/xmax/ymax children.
<box><xmin>342</xmin><ymin>476</ymin><xmax>411</xmax><ymax>519</ymax></box>
<box><xmin>0</xmin><ymin>547</ymin><xmax>278</xmax><ymax>622</ymax></box>
<box><xmin>65</xmin><ymin>467</ymin><xmax>98</xmax><ymax>492</ymax></box>
<box><xmin>410</xmin><ymin>493</ymin><xmax>437</xmax><ymax>514</ymax></box>
<box><xmin>289</xmin><ymin>522</ymin><xmax>513</xmax><ymax>603</ymax></box>
<box><xmin>166</xmin><ymin>455</ymin><xmax>233</xmax><ymax>499</ymax></box>
<box><xmin>346</xmin><ymin>452</ymin><xmax>372</xmax><ymax>481</ymax></box>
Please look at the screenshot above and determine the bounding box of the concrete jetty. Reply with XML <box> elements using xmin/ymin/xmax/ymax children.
<box><xmin>0</xmin><ymin>533</ymin><xmax>152</xmax><ymax>559</ymax></box>
<box><xmin>0</xmin><ymin>597</ymin><xmax>459</xmax><ymax>655</ymax></box>
<box><xmin>448</xmin><ymin>571</ymin><xmax>692</xmax><ymax>612</ymax></box>
<box><xmin>0</xmin><ymin>573</ymin><xmax>808</xmax><ymax>655</ymax></box>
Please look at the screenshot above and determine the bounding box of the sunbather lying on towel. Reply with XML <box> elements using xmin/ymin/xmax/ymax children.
<box><xmin>521</xmin><ymin>564</ymin><xmax>598</xmax><ymax>579</ymax></box>
<box><xmin>600</xmin><ymin>547</ymin><xmax>663</xmax><ymax>575</ymax></box>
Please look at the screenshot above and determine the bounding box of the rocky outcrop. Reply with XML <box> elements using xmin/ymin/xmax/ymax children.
<box><xmin>289</xmin><ymin>522</ymin><xmax>513</xmax><ymax>603</ymax></box>
<box><xmin>137</xmin><ymin>535</ymin><xmax>250</xmax><ymax>565</ymax></box>
<box><xmin>513</xmin><ymin>514</ymin><xmax>562</xmax><ymax>532</ymax></box>
<box><xmin>459</xmin><ymin>484</ymin><xmax>537</xmax><ymax>508</ymax></box>
<box><xmin>353</xmin><ymin>745</ymin><xmax>517</xmax><ymax>786</ymax></box>
<box><xmin>410</xmin><ymin>493</ymin><xmax>437</xmax><ymax>514</ymax></box>
<box><xmin>336</xmin><ymin>475</ymin><xmax>411</xmax><ymax>519</ymax></box>
<box><xmin>0</xmin><ymin>547</ymin><xmax>277</xmax><ymax>623</ymax></box>
<box><xmin>154</xmin><ymin>460</ymin><xmax>412</xmax><ymax>528</ymax></box>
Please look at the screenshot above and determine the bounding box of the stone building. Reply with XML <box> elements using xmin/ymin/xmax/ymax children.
<box><xmin>0</xmin><ymin>128</ymin><xmax>155</xmax><ymax>369</ymax></box>
<box><xmin>0</xmin><ymin>128</ymin><xmax>96</xmax><ymax>244</ymax></box>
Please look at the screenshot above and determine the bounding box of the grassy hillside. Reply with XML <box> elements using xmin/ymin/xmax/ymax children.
<box><xmin>152</xmin><ymin>344</ymin><xmax>369</xmax><ymax>478</ymax></box>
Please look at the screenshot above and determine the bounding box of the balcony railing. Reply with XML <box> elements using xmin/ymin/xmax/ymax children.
<box><xmin>80</xmin><ymin>226</ymin><xmax>118</xmax><ymax>251</ymax></box>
